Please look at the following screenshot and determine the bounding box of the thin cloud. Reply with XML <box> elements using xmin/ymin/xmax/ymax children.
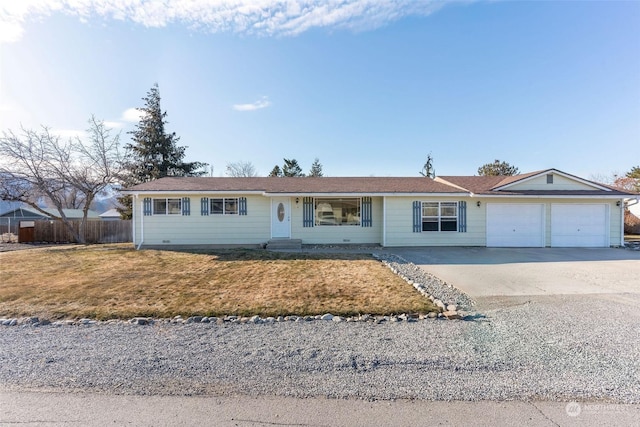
<box><xmin>233</xmin><ymin>96</ymin><xmax>272</xmax><ymax>112</ymax></box>
<box><xmin>0</xmin><ymin>1</ymin><xmax>451</xmax><ymax>43</ymax></box>
<box><xmin>121</xmin><ymin>107</ymin><xmax>144</xmax><ymax>122</ymax></box>
<box><xmin>103</xmin><ymin>120</ymin><xmax>124</xmax><ymax>129</ymax></box>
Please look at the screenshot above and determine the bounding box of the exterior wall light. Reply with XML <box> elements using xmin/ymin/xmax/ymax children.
<box><xmin>477</xmin><ymin>201</ymin><xmax>481</xmax><ymax>207</ymax></box>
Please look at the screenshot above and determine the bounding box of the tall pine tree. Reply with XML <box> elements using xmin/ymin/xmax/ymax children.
<box><xmin>118</xmin><ymin>83</ymin><xmax>206</xmax><ymax>218</ymax></box>
<box><xmin>308</xmin><ymin>158</ymin><xmax>324</xmax><ymax>177</ymax></box>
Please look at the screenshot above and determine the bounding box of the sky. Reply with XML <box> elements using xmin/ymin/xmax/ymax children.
<box><xmin>0</xmin><ymin>0</ymin><xmax>639</xmax><ymax>179</ymax></box>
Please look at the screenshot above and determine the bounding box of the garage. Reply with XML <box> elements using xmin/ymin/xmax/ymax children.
<box><xmin>486</xmin><ymin>204</ymin><xmax>545</xmax><ymax>247</ymax></box>
<box><xmin>551</xmin><ymin>204</ymin><xmax>608</xmax><ymax>247</ymax></box>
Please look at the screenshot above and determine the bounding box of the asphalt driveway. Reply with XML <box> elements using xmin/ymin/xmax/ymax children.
<box><xmin>390</xmin><ymin>247</ymin><xmax>640</xmax><ymax>303</ymax></box>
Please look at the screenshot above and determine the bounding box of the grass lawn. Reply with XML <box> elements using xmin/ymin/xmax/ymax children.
<box><xmin>0</xmin><ymin>244</ymin><xmax>436</xmax><ymax>320</ymax></box>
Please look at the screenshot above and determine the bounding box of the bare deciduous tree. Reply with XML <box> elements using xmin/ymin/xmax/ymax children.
<box><xmin>225</xmin><ymin>161</ymin><xmax>258</xmax><ymax>177</ymax></box>
<box><xmin>0</xmin><ymin>116</ymin><xmax>123</xmax><ymax>243</ymax></box>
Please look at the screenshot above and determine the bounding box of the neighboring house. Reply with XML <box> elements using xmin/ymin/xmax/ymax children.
<box><xmin>628</xmin><ymin>201</ymin><xmax>640</xmax><ymax>219</ymax></box>
<box><xmin>123</xmin><ymin>169</ymin><xmax>638</xmax><ymax>249</ymax></box>
<box><xmin>0</xmin><ymin>207</ymin><xmax>101</xmax><ymax>221</ymax></box>
<box><xmin>99</xmin><ymin>208</ymin><xmax>122</xmax><ymax>221</ymax></box>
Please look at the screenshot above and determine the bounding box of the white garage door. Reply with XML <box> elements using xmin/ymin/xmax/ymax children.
<box><xmin>551</xmin><ymin>204</ymin><xmax>608</xmax><ymax>247</ymax></box>
<box><xmin>487</xmin><ymin>204</ymin><xmax>545</xmax><ymax>247</ymax></box>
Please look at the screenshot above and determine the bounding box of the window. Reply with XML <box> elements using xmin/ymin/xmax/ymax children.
<box><xmin>314</xmin><ymin>198</ymin><xmax>361</xmax><ymax>226</ymax></box>
<box><xmin>422</xmin><ymin>201</ymin><xmax>457</xmax><ymax>231</ymax></box>
<box><xmin>210</xmin><ymin>198</ymin><xmax>238</xmax><ymax>215</ymax></box>
<box><xmin>153</xmin><ymin>198</ymin><xmax>182</xmax><ymax>215</ymax></box>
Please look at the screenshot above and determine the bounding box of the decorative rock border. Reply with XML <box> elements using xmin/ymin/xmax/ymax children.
<box><xmin>624</xmin><ymin>241</ymin><xmax>640</xmax><ymax>251</ymax></box>
<box><xmin>373</xmin><ymin>253</ymin><xmax>475</xmax><ymax>315</ymax></box>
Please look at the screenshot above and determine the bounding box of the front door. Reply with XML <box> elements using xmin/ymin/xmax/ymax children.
<box><xmin>271</xmin><ymin>198</ymin><xmax>291</xmax><ymax>238</ymax></box>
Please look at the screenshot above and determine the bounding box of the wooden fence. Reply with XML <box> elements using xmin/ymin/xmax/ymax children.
<box><xmin>26</xmin><ymin>220</ymin><xmax>132</xmax><ymax>243</ymax></box>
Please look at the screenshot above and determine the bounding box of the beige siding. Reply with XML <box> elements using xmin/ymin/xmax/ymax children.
<box><xmin>133</xmin><ymin>194</ymin><xmax>270</xmax><ymax>246</ymax></box>
<box><xmin>384</xmin><ymin>197</ymin><xmax>485</xmax><ymax>247</ymax></box>
<box><xmin>132</xmin><ymin>194</ymin><xmax>624</xmax><ymax>248</ymax></box>
<box><xmin>506</xmin><ymin>173</ymin><xmax>601</xmax><ymax>191</ymax></box>
<box><xmin>291</xmin><ymin>197</ymin><xmax>383</xmax><ymax>244</ymax></box>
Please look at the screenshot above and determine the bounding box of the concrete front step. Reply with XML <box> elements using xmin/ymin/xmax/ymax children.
<box><xmin>266</xmin><ymin>239</ymin><xmax>302</xmax><ymax>250</ymax></box>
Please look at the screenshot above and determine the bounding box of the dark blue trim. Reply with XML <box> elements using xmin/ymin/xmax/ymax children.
<box><xmin>361</xmin><ymin>197</ymin><xmax>372</xmax><ymax>227</ymax></box>
<box><xmin>303</xmin><ymin>197</ymin><xmax>314</xmax><ymax>227</ymax></box>
<box><xmin>412</xmin><ymin>201</ymin><xmax>421</xmax><ymax>232</ymax></box>
<box><xmin>143</xmin><ymin>197</ymin><xmax>152</xmax><ymax>216</ymax></box>
<box><xmin>200</xmin><ymin>197</ymin><xmax>209</xmax><ymax>216</ymax></box>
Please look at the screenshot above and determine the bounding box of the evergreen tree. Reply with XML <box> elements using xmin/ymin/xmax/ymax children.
<box><xmin>477</xmin><ymin>160</ymin><xmax>519</xmax><ymax>176</ymax></box>
<box><xmin>282</xmin><ymin>158</ymin><xmax>304</xmax><ymax>177</ymax></box>
<box><xmin>308</xmin><ymin>158</ymin><xmax>323</xmax><ymax>177</ymax></box>
<box><xmin>268</xmin><ymin>165</ymin><xmax>283</xmax><ymax>177</ymax></box>
<box><xmin>118</xmin><ymin>83</ymin><xmax>206</xmax><ymax>218</ymax></box>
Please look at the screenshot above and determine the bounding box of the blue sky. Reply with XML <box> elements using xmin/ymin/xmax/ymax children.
<box><xmin>1</xmin><ymin>0</ymin><xmax>638</xmax><ymax>179</ymax></box>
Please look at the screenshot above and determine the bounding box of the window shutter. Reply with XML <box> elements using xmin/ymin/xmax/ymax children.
<box><xmin>303</xmin><ymin>197</ymin><xmax>314</xmax><ymax>228</ymax></box>
<box><xmin>239</xmin><ymin>197</ymin><xmax>247</xmax><ymax>215</ymax></box>
<box><xmin>143</xmin><ymin>197</ymin><xmax>152</xmax><ymax>216</ymax></box>
<box><xmin>182</xmin><ymin>197</ymin><xmax>190</xmax><ymax>216</ymax></box>
<box><xmin>458</xmin><ymin>201</ymin><xmax>467</xmax><ymax>232</ymax></box>
<box><xmin>200</xmin><ymin>197</ymin><xmax>209</xmax><ymax>216</ymax></box>
<box><xmin>361</xmin><ymin>197</ymin><xmax>372</xmax><ymax>227</ymax></box>
<box><xmin>412</xmin><ymin>201</ymin><xmax>421</xmax><ymax>232</ymax></box>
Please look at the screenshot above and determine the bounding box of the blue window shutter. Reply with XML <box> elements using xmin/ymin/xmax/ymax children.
<box><xmin>361</xmin><ymin>197</ymin><xmax>372</xmax><ymax>227</ymax></box>
<box><xmin>412</xmin><ymin>201</ymin><xmax>421</xmax><ymax>232</ymax></box>
<box><xmin>143</xmin><ymin>197</ymin><xmax>152</xmax><ymax>216</ymax></box>
<box><xmin>458</xmin><ymin>201</ymin><xmax>467</xmax><ymax>232</ymax></box>
<box><xmin>201</xmin><ymin>197</ymin><xmax>209</xmax><ymax>216</ymax></box>
<box><xmin>239</xmin><ymin>197</ymin><xmax>247</xmax><ymax>215</ymax></box>
<box><xmin>182</xmin><ymin>197</ymin><xmax>190</xmax><ymax>216</ymax></box>
<box><xmin>303</xmin><ymin>197</ymin><xmax>314</xmax><ymax>227</ymax></box>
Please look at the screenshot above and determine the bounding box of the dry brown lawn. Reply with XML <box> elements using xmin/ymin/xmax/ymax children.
<box><xmin>0</xmin><ymin>244</ymin><xmax>436</xmax><ymax>320</ymax></box>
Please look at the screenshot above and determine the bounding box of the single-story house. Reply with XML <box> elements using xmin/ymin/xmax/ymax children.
<box><xmin>99</xmin><ymin>208</ymin><xmax>122</xmax><ymax>221</ymax></box>
<box><xmin>0</xmin><ymin>207</ymin><xmax>101</xmax><ymax>221</ymax></box>
<box><xmin>123</xmin><ymin>169</ymin><xmax>638</xmax><ymax>249</ymax></box>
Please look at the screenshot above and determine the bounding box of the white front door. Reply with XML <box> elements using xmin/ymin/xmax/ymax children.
<box><xmin>271</xmin><ymin>198</ymin><xmax>291</xmax><ymax>238</ymax></box>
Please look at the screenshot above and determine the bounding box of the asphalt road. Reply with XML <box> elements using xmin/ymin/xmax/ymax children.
<box><xmin>2</xmin><ymin>391</ymin><xmax>638</xmax><ymax>426</ymax></box>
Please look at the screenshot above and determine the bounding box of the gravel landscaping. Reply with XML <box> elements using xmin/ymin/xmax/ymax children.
<box><xmin>1</xmin><ymin>293</ymin><xmax>639</xmax><ymax>403</ymax></box>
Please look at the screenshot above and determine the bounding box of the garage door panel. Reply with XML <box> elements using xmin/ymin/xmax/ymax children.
<box><xmin>551</xmin><ymin>204</ymin><xmax>608</xmax><ymax>247</ymax></box>
<box><xmin>487</xmin><ymin>204</ymin><xmax>544</xmax><ymax>247</ymax></box>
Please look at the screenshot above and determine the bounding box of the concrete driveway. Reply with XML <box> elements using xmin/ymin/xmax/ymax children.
<box><xmin>390</xmin><ymin>247</ymin><xmax>640</xmax><ymax>301</ymax></box>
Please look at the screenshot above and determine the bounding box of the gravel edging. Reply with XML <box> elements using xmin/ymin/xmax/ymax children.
<box><xmin>374</xmin><ymin>253</ymin><xmax>475</xmax><ymax>311</ymax></box>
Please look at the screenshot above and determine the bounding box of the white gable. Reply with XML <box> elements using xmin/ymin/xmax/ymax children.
<box><xmin>497</xmin><ymin>171</ymin><xmax>610</xmax><ymax>192</ymax></box>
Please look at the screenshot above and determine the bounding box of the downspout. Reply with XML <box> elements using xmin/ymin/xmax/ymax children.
<box><xmin>382</xmin><ymin>196</ymin><xmax>387</xmax><ymax>247</ymax></box>
<box><xmin>136</xmin><ymin>194</ymin><xmax>145</xmax><ymax>250</ymax></box>
<box><xmin>620</xmin><ymin>199</ymin><xmax>625</xmax><ymax>247</ymax></box>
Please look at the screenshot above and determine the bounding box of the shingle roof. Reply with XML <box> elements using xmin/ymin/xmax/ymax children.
<box><xmin>437</xmin><ymin>170</ymin><xmax>636</xmax><ymax>197</ymax></box>
<box><xmin>0</xmin><ymin>207</ymin><xmax>100</xmax><ymax>219</ymax></box>
<box><xmin>124</xmin><ymin>176</ymin><xmax>466</xmax><ymax>194</ymax></box>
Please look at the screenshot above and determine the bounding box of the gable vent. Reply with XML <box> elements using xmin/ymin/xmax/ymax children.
<box><xmin>546</xmin><ymin>174</ymin><xmax>553</xmax><ymax>184</ymax></box>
